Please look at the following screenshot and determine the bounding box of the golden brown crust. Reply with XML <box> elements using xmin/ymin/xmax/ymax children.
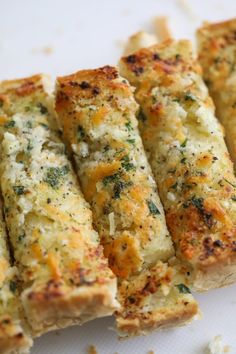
<box><xmin>0</xmin><ymin>74</ymin><xmax>119</xmax><ymax>337</ymax></box>
<box><xmin>56</xmin><ymin>67</ymin><xmax>198</xmax><ymax>336</ymax></box>
<box><xmin>0</xmin><ymin>315</ymin><xmax>32</xmax><ymax>354</ymax></box>
<box><xmin>120</xmin><ymin>40</ymin><xmax>236</xmax><ymax>291</ymax></box>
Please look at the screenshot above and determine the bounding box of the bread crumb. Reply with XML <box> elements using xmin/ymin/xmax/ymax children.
<box><xmin>31</xmin><ymin>46</ymin><xmax>54</xmax><ymax>55</ymax></box>
<box><xmin>148</xmin><ymin>351</ymin><xmax>155</xmax><ymax>354</ymax></box>
<box><xmin>123</xmin><ymin>31</ymin><xmax>157</xmax><ymax>55</ymax></box>
<box><xmin>176</xmin><ymin>0</ymin><xmax>197</xmax><ymax>20</ymax></box>
<box><xmin>87</xmin><ymin>345</ymin><xmax>98</xmax><ymax>354</ymax></box>
<box><xmin>205</xmin><ymin>336</ymin><xmax>230</xmax><ymax>354</ymax></box>
<box><xmin>153</xmin><ymin>16</ymin><xmax>172</xmax><ymax>41</ymax></box>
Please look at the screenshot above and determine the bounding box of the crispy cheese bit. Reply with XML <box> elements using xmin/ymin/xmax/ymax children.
<box><xmin>124</xmin><ymin>31</ymin><xmax>158</xmax><ymax>55</ymax></box>
<box><xmin>0</xmin><ymin>198</ymin><xmax>32</xmax><ymax>353</ymax></box>
<box><xmin>197</xmin><ymin>19</ymin><xmax>236</xmax><ymax>166</ymax></box>
<box><xmin>56</xmin><ymin>66</ymin><xmax>198</xmax><ymax>336</ymax></box>
<box><xmin>153</xmin><ymin>16</ymin><xmax>172</xmax><ymax>41</ymax></box>
<box><xmin>0</xmin><ymin>75</ymin><xmax>119</xmax><ymax>336</ymax></box>
<box><xmin>120</xmin><ymin>39</ymin><xmax>236</xmax><ymax>291</ymax></box>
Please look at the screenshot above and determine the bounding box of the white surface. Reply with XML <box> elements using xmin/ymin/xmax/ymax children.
<box><xmin>1</xmin><ymin>0</ymin><xmax>236</xmax><ymax>353</ymax></box>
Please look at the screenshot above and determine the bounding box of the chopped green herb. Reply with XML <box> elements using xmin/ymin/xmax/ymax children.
<box><xmin>24</xmin><ymin>106</ymin><xmax>31</xmax><ymax>112</ymax></box>
<box><xmin>103</xmin><ymin>173</ymin><xmax>120</xmax><ymax>186</ymax></box>
<box><xmin>104</xmin><ymin>145</ymin><xmax>110</xmax><ymax>152</ymax></box>
<box><xmin>13</xmin><ymin>185</ymin><xmax>25</xmax><ymax>196</ymax></box>
<box><xmin>127</xmin><ymin>139</ymin><xmax>135</xmax><ymax>145</ymax></box>
<box><xmin>39</xmin><ymin>123</ymin><xmax>49</xmax><ymax>130</ymax></box>
<box><xmin>231</xmin><ymin>196</ymin><xmax>236</xmax><ymax>201</ymax></box>
<box><xmin>191</xmin><ymin>196</ymin><xmax>213</xmax><ymax>228</ymax></box>
<box><xmin>173</xmin><ymin>98</ymin><xmax>180</xmax><ymax>103</ymax></box>
<box><xmin>77</xmin><ymin>125</ymin><xmax>85</xmax><ymax>141</ymax></box>
<box><xmin>171</xmin><ymin>182</ymin><xmax>178</xmax><ymax>190</ymax></box>
<box><xmin>9</xmin><ymin>281</ymin><xmax>17</xmax><ymax>293</ymax></box>
<box><xmin>121</xmin><ymin>155</ymin><xmax>136</xmax><ymax>171</ymax></box>
<box><xmin>224</xmin><ymin>178</ymin><xmax>236</xmax><ymax>188</ymax></box>
<box><xmin>176</xmin><ymin>283</ymin><xmax>191</xmax><ymax>294</ymax></box>
<box><xmin>147</xmin><ymin>200</ymin><xmax>160</xmax><ymax>216</ymax></box>
<box><xmin>27</xmin><ymin>140</ymin><xmax>33</xmax><ymax>151</ymax></box>
<box><xmin>26</xmin><ymin>121</ymin><xmax>32</xmax><ymax>129</ymax></box>
<box><xmin>138</xmin><ymin>110</ymin><xmax>146</xmax><ymax>122</ymax></box>
<box><xmin>38</xmin><ymin>103</ymin><xmax>48</xmax><ymax>114</ymax></box>
<box><xmin>180</xmin><ymin>138</ymin><xmax>188</xmax><ymax>148</ymax></box>
<box><xmin>113</xmin><ymin>181</ymin><xmax>132</xmax><ymax>199</ymax></box>
<box><xmin>18</xmin><ymin>233</ymin><xmax>25</xmax><ymax>242</ymax></box>
<box><xmin>125</xmin><ymin>121</ymin><xmax>133</xmax><ymax>131</ymax></box>
<box><xmin>0</xmin><ymin>100</ymin><xmax>3</xmax><ymax>108</ymax></box>
<box><xmin>175</xmin><ymin>54</ymin><xmax>181</xmax><ymax>60</ymax></box>
<box><xmin>180</xmin><ymin>157</ymin><xmax>187</xmax><ymax>164</ymax></box>
<box><xmin>4</xmin><ymin>120</ymin><xmax>15</xmax><ymax>128</ymax></box>
<box><xmin>184</xmin><ymin>93</ymin><xmax>196</xmax><ymax>101</ymax></box>
<box><xmin>44</xmin><ymin>165</ymin><xmax>69</xmax><ymax>188</ymax></box>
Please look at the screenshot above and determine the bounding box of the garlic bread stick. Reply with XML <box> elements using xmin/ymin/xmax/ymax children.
<box><xmin>0</xmin><ymin>199</ymin><xmax>32</xmax><ymax>354</ymax></box>
<box><xmin>197</xmin><ymin>18</ymin><xmax>236</xmax><ymax>165</ymax></box>
<box><xmin>55</xmin><ymin>66</ymin><xmax>198</xmax><ymax>336</ymax></box>
<box><xmin>120</xmin><ymin>40</ymin><xmax>236</xmax><ymax>291</ymax></box>
<box><xmin>0</xmin><ymin>75</ymin><xmax>118</xmax><ymax>336</ymax></box>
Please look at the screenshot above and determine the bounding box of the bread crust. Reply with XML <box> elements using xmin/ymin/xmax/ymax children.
<box><xmin>0</xmin><ymin>75</ymin><xmax>119</xmax><ymax>337</ymax></box>
<box><xmin>197</xmin><ymin>18</ymin><xmax>236</xmax><ymax>166</ymax></box>
<box><xmin>120</xmin><ymin>40</ymin><xmax>236</xmax><ymax>292</ymax></box>
<box><xmin>55</xmin><ymin>67</ymin><xmax>198</xmax><ymax>337</ymax></box>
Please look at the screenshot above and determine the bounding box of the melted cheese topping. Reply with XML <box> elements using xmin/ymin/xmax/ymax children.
<box><xmin>197</xmin><ymin>19</ymin><xmax>236</xmax><ymax>166</ymax></box>
<box><xmin>56</xmin><ymin>66</ymin><xmax>173</xmax><ymax>279</ymax></box>
<box><xmin>120</xmin><ymin>40</ymin><xmax>236</xmax><ymax>278</ymax></box>
<box><xmin>56</xmin><ymin>67</ymin><xmax>198</xmax><ymax>336</ymax></box>
<box><xmin>0</xmin><ymin>75</ymin><xmax>117</xmax><ymax>333</ymax></box>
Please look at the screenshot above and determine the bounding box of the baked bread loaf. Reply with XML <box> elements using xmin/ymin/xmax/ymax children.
<box><xmin>0</xmin><ymin>198</ymin><xmax>32</xmax><ymax>354</ymax></box>
<box><xmin>0</xmin><ymin>75</ymin><xmax>119</xmax><ymax>337</ymax></box>
<box><xmin>119</xmin><ymin>40</ymin><xmax>236</xmax><ymax>291</ymax></box>
<box><xmin>197</xmin><ymin>18</ymin><xmax>236</xmax><ymax>165</ymax></box>
<box><xmin>55</xmin><ymin>66</ymin><xmax>198</xmax><ymax>337</ymax></box>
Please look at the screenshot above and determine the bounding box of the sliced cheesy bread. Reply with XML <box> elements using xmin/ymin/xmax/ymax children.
<box><xmin>197</xmin><ymin>18</ymin><xmax>236</xmax><ymax>165</ymax></box>
<box><xmin>55</xmin><ymin>66</ymin><xmax>198</xmax><ymax>337</ymax></box>
<box><xmin>0</xmin><ymin>198</ymin><xmax>32</xmax><ymax>354</ymax></box>
<box><xmin>0</xmin><ymin>75</ymin><xmax>119</xmax><ymax>336</ymax></box>
<box><xmin>119</xmin><ymin>40</ymin><xmax>236</xmax><ymax>291</ymax></box>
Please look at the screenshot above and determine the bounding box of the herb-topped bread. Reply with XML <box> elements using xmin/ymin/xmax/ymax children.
<box><xmin>55</xmin><ymin>66</ymin><xmax>198</xmax><ymax>337</ymax></box>
<box><xmin>120</xmin><ymin>39</ymin><xmax>236</xmax><ymax>291</ymax></box>
<box><xmin>0</xmin><ymin>75</ymin><xmax>119</xmax><ymax>337</ymax></box>
<box><xmin>197</xmin><ymin>18</ymin><xmax>236</xmax><ymax>166</ymax></box>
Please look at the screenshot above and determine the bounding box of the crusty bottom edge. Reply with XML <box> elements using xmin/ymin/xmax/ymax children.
<box><xmin>116</xmin><ymin>301</ymin><xmax>199</xmax><ymax>338</ymax></box>
<box><xmin>21</xmin><ymin>282</ymin><xmax>119</xmax><ymax>337</ymax></box>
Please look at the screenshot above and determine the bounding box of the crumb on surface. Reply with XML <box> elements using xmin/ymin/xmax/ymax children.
<box><xmin>148</xmin><ymin>351</ymin><xmax>155</xmax><ymax>354</ymax></box>
<box><xmin>205</xmin><ymin>336</ymin><xmax>230</xmax><ymax>354</ymax></box>
<box><xmin>176</xmin><ymin>0</ymin><xmax>197</xmax><ymax>20</ymax></box>
<box><xmin>87</xmin><ymin>345</ymin><xmax>98</xmax><ymax>354</ymax></box>
<box><xmin>31</xmin><ymin>46</ymin><xmax>54</xmax><ymax>55</ymax></box>
<box><xmin>123</xmin><ymin>31</ymin><xmax>157</xmax><ymax>55</ymax></box>
<box><xmin>153</xmin><ymin>16</ymin><xmax>172</xmax><ymax>41</ymax></box>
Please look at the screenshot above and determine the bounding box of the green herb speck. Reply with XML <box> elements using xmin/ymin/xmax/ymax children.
<box><xmin>121</xmin><ymin>155</ymin><xmax>136</xmax><ymax>171</ymax></box>
<box><xmin>9</xmin><ymin>281</ymin><xmax>17</xmax><ymax>293</ymax></box>
<box><xmin>180</xmin><ymin>138</ymin><xmax>188</xmax><ymax>148</ymax></box>
<box><xmin>4</xmin><ymin>120</ymin><xmax>15</xmax><ymax>128</ymax></box>
<box><xmin>176</xmin><ymin>283</ymin><xmax>191</xmax><ymax>294</ymax></box>
<box><xmin>147</xmin><ymin>200</ymin><xmax>160</xmax><ymax>216</ymax></box>
<box><xmin>44</xmin><ymin>165</ymin><xmax>69</xmax><ymax>188</ymax></box>
<box><xmin>13</xmin><ymin>186</ymin><xmax>25</xmax><ymax>196</ymax></box>
<box><xmin>125</xmin><ymin>121</ymin><xmax>133</xmax><ymax>131</ymax></box>
<box><xmin>77</xmin><ymin>125</ymin><xmax>85</xmax><ymax>141</ymax></box>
